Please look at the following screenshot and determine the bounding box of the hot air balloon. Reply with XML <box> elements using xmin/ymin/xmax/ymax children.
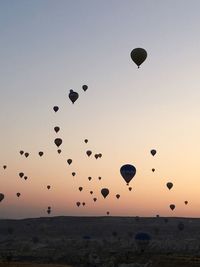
<box><xmin>57</xmin><ymin>149</ymin><xmax>61</xmax><ymax>154</ymax></box>
<box><xmin>54</xmin><ymin>126</ymin><xmax>60</xmax><ymax>133</ymax></box>
<box><xmin>94</xmin><ymin>154</ymin><xmax>99</xmax><ymax>159</ymax></box>
<box><xmin>166</xmin><ymin>182</ymin><xmax>173</xmax><ymax>190</ymax></box>
<box><xmin>3</xmin><ymin>165</ymin><xmax>7</xmax><ymax>170</ymax></box>
<box><xmin>98</xmin><ymin>153</ymin><xmax>102</xmax><ymax>158</ymax></box>
<box><xmin>170</xmin><ymin>204</ymin><xmax>175</xmax><ymax>211</ymax></box>
<box><xmin>19</xmin><ymin>172</ymin><xmax>24</xmax><ymax>178</ymax></box>
<box><xmin>38</xmin><ymin>151</ymin><xmax>44</xmax><ymax>157</ymax></box>
<box><xmin>24</xmin><ymin>176</ymin><xmax>28</xmax><ymax>180</ymax></box>
<box><xmin>93</xmin><ymin>197</ymin><xmax>97</xmax><ymax>202</ymax></box>
<box><xmin>82</xmin><ymin>85</ymin><xmax>88</xmax><ymax>92</ymax></box>
<box><xmin>82</xmin><ymin>202</ymin><xmax>85</xmax><ymax>206</ymax></box>
<box><xmin>152</xmin><ymin>168</ymin><xmax>155</xmax><ymax>172</ymax></box>
<box><xmin>128</xmin><ymin>187</ymin><xmax>132</xmax><ymax>191</ymax></box>
<box><xmin>150</xmin><ymin>149</ymin><xmax>157</xmax><ymax>156</ymax></box>
<box><xmin>184</xmin><ymin>201</ymin><xmax>188</xmax><ymax>205</ymax></box>
<box><xmin>54</xmin><ymin>138</ymin><xmax>62</xmax><ymax>147</ymax></box>
<box><xmin>0</xmin><ymin>193</ymin><xmax>5</xmax><ymax>202</ymax></box>
<box><xmin>72</xmin><ymin>172</ymin><xmax>76</xmax><ymax>177</ymax></box>
<box><xmin>101</xmin><ymin>188</ymin><xmax>109</xmax><ymax>198</ymax></box>
<box><xmin>135</xmin><ymin>232</ymin><xmax>151</xmax><ymax>252</ymax></box>
<box><xmin>106</xmin><ymin>211</ymin><xmax>110</xmax><ymax>215</ymax></box>
<box><xmin>86</xmin><ymin>150</ymin><xmax>92</xmax><ymax>157</ymax></box>
<box><xmin>120</xmin><ymin>164</ymin><xmax>136</xmax><ymax>184</ymax></box>
<box><xmin>19</xmin><ymin>150</ymin><xmax>24</xmax><ymax>155</ymax></box>
<box><xmin>98</xmin><ymin>176</ymin><xmax>102</xmax><ymax>180</ymax></box>
<box><xmin>69</xmin><ymin>90</ymin><xmax>79</xmax><ymax>104</ymax></box>
<box><xmin>53</xmin><ymin>106</ymin><xmax>59</xmax><ymax>112</ymax></box>
<box><xmin>79</xmin><ymin>187</ymin><xmax>83</xmax><ymax>192</ymax></box>
<box><xmin>130</xmin><ymin>48</ymin><xmax>147</xmax><ymax>68</ymax></box>
<box><xmin>76</xmin><ymin>202</ymin><xmax>81</xmax><ymax>207</ymax></box>
<box><xmin>90</xmin><ymin>191</ymin><xmax>93</xmax><ymax>195</ymax></box>
<box><xmin>47</xmin><ymin>209</ymin><xmax>51</xmax><ymax>214</ymax></box>
<box><xmin>116</xmin><ymin>194</ymin><xmax>120</xmax><ymax>199</ymax></box>
<box><xmin>16</xmin><ymin>193</ymin><xmax>21</xmax><ymax>197</ymax></box>
<box><xmin>88</xmin><ymin>176</ymin><xmax>92</xmax><ymax>181</ymax></box>
<box><xmin>84</xmin><ymin>139</ymin><xmax>88</xmax><ymax>143</ymax></box>
<box><xmin>24</xmin><ymin>152</ymin><xmax>29</xmax><ymax>158</ymax></box>
<box><xmin>47</xmin><ymin>185</ymin><xmax>51</xmax><ymax>190</ymax></box>
<box><xmin>67</xmin><ymin>159</ymin><xmax>72</xmax><ymax>165</ymax></box>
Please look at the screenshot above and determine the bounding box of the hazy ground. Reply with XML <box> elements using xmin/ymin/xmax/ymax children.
<box><xmin>1</xmin><ymin>216</ymin><xmax>200</xmax><ymax>266</ymax></box>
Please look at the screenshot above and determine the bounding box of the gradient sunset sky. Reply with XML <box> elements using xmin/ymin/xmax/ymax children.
<box><xmin>1</xmin><ymin>0</ymin><xmax>200</xmax><ymax>218</ymax></box>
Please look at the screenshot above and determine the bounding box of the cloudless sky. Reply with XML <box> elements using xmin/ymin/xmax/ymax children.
<box><xmin>1</xmin><ymin>0</ymin><xmax>200</xmax><ymax>218</ymax></box>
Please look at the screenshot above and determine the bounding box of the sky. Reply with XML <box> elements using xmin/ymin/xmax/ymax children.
<box><xmin>1</xmin><ymin>0</ymin><xmax>200</xmax><ymax>219</ymax></box>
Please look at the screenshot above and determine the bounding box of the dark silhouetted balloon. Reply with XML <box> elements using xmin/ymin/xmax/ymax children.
<box><xmin>130</xmin><ymin>48</ymin><xmax>147</xmax><ymax>68</ymax></box>
<box><xmin>24</xmin><ymin>176</ymin><xmax>28</xmax><ymax>180</ymax></box>
<box><xmin>150</xmin><ymin>149</ymin><xmax>157</xmax><ymax>156</ymax></box>
<box><xmin>184</xmin><ymin>201</ymin><xmax>188</xmax><ymax>205</ymax></box>
<box><xmin>152</xmin><ymin>168</ymin><xmax>155</xmax><ymax>172</ymax></box>
<box><xmin>95</xmin><ymin>154</ymin><xmax>99</xmax><ymax>159</ymax></box>
<box><xmin>72</xmin><ymin>172</ymin><xmax>76</xmax><ymax>177</ymax></box>
<box><xmin>128</xmin><ymin>187</ymin><xmax>132</xmax><ymax>191</ymax></box>
<box><xmin>67</xmin><ymin>159</ymin><xmax>72</xmax><ymax>165</ymax></box>
<box><xmin>101</xmin><ymin>188</ymin><xmax>109</xmax><ymax>198</ymax></box>
<box><xmin>24</xmin><ymin>152</ymin><xmax>29</xmax><ymax>158</ymax></box>
<box><xmin>69</xmin><ymin>90</ymin><xmax>79</xmax><ymax>104</ymax></box>
<box><xmin>0</xmin><ymin>193</ymin><xmax>5</xmax><ymax>202</ymax></box>
<box><xmin>84</xmin><ymin>139</ymin><xmax>88</xmax><ymax>143</ymax></box>
<box><xmin>120</xmin><ymin>164</ymin><xmax>136</xmax><ymax>184</ymax></box>
<box><xmin>47</xmin><ymin>185</ymin><xmax>51</xmax><ymax>190</ymax></box>
<box><xmin>19</xmin><ymin>172</ymin><xmax>24</xmax><ymax>178</ymax></box>
<box><xmin>116</xmin><ymin>194</ymin><xmax>120</xmax><ymax>199</ymax></box>
<box><xmin>170</xmin><ymin>204</ymin><xmax>175</xmax><ymax>211</ymax></box>
<box><xmin>57</xmin><ymin>149</ymin><xmax>62</xmax><ymax>154</ymax></box>
<box><xmin>93</xmin><ymin>197</ymin><xmax>97</xmax><ymax>202</ymax></box>
<box><xmin>82</xmin><ymin>85</ymin><xmax>88</xmax><ymax>91</ymax></box>
<box><xmin>20</xmin><ymin>150</ymin><xmax>24</xmax><ymax>155</ymax></box>
<box><xmin>76</xmin><ymin>202</ymin><xmax>81</xmax><ymax>207</ymax></box>
<box><xmin>106</xmin><ymin>211</ymin><xmax>110</xmax><ymax>215</ymax></box>
<box><xmin>86</xmin><ymin>150</ymin><xmax>92</xmax><ymax>157</ymax></box>
<box><xmin>135</xmin><ymin>232</ymin><xmax>151</xmax><ymax>252</ymax></box>
<box><xmin>47</xmin><ymin>209</ymin><xmax>51</xmax><ymax>214</ymax></box>
<box><xmin>98</xmin><ymin>153</ymin><xmax>102</xmax><ymax>158</ymax></box>
<box><xmin>3</xmin><ymin>165</ymin><xmax>7</xmax><ymax>170</ymax></box>
<box><xmin>98</xmin><ymin>176</ymin><xmax>102</xmax><ymax>180</ymax></box>
<box><xmin>79</xmin><ymin>187</ymin><xmax>83</xmax><ymax>192</ymax></box>
<box><xmin>90</xmin><ymin>191</ymin><xmax>93</xmax><ymax>194</ymax></box>
<box><xmin>54</xmin><ymin>126</ymin><xmax>60</xmax><ymax>133</ymax></box>
<box><xmin>88</xmin><ymin>176</ymin><xmax>92</xmax><ymax>181</ymax></box>
<box><xmin>16</xmin><ymin>193</ymin><xmax>21</xmax><ymax>197</ymax></box>
<box><xmin>53</xmin><ymin>106</ymin><xmax>59</xmax><ymax>112</ymax></box>
<box><xmin>38</xmin><ymin>151</ymin><xmax>44</xmax><ymax>157</ymax></box>
<box><xmin>54</xmin><ymin>138</ymin><xmax>62</xmax><ymax>147</ymax></box>
<box><xmin>166</xmin><ymin>182</ymin><xmax>173</xmax><ymax>190</ymax></box>
<box><xmin>82</xmin><ymin>202</ymin><xmax>85</xmax><ymax>206</ymax></box>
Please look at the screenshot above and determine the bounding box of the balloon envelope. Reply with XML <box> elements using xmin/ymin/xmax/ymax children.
<box><xmin>101</xmin><ymin>188</ymin><xmax>109</xmax><ymax>198</ymax></box>
<box><xmin>82</xmin><ymin>85</ymin><xmax>88</xmax><ymax>91</ymax></box>
<box><xmin>53</xmin><ymin>106</ymin><xmax>59</xmax><ymax>112</ymax></box>
<box><xmin>69</xmin><ymin>90</ymin><xmax>79</xmax><ymax>104</ymax></box>
<box><xmin>54</xmin><ymin>138</ymin><xmax>62</xmax><ymax>147</ymax></box>
<box><xmin>166</xmin><ymin>182</ymin><xmax>173</xmax><ymax>190</ymax></box>
<box><xmin>0</xmin><ymin>193</ymin><xmax>4</xmax><ymax>202</ymax></box>
<box><xmin>120</xmin><ymin>164</ymin><xmax>136</xmax><ymax>184</ymax></box>
<box><xmin>150</xmin><ymin>149</ymin><xmax>157</xmax><ymax>156</ymax></box>
<box><xmin>54</xmin><ymin>126</ymin><xmax>60</xmax><ymax>133</ymax></box>
<box><xmin>67</xmin><ymin>159</ymin><xmax>72</xmax><ymax>165</ymax></box>
<box><xmin>170</xmin><ymin>204</ymin><xmax>175</xmax><ymax>210</ymax></box>
<box><xmin>130</xmin><ymin>48</ymin><xmax>147</xmax><ymax>68</ymax></box>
